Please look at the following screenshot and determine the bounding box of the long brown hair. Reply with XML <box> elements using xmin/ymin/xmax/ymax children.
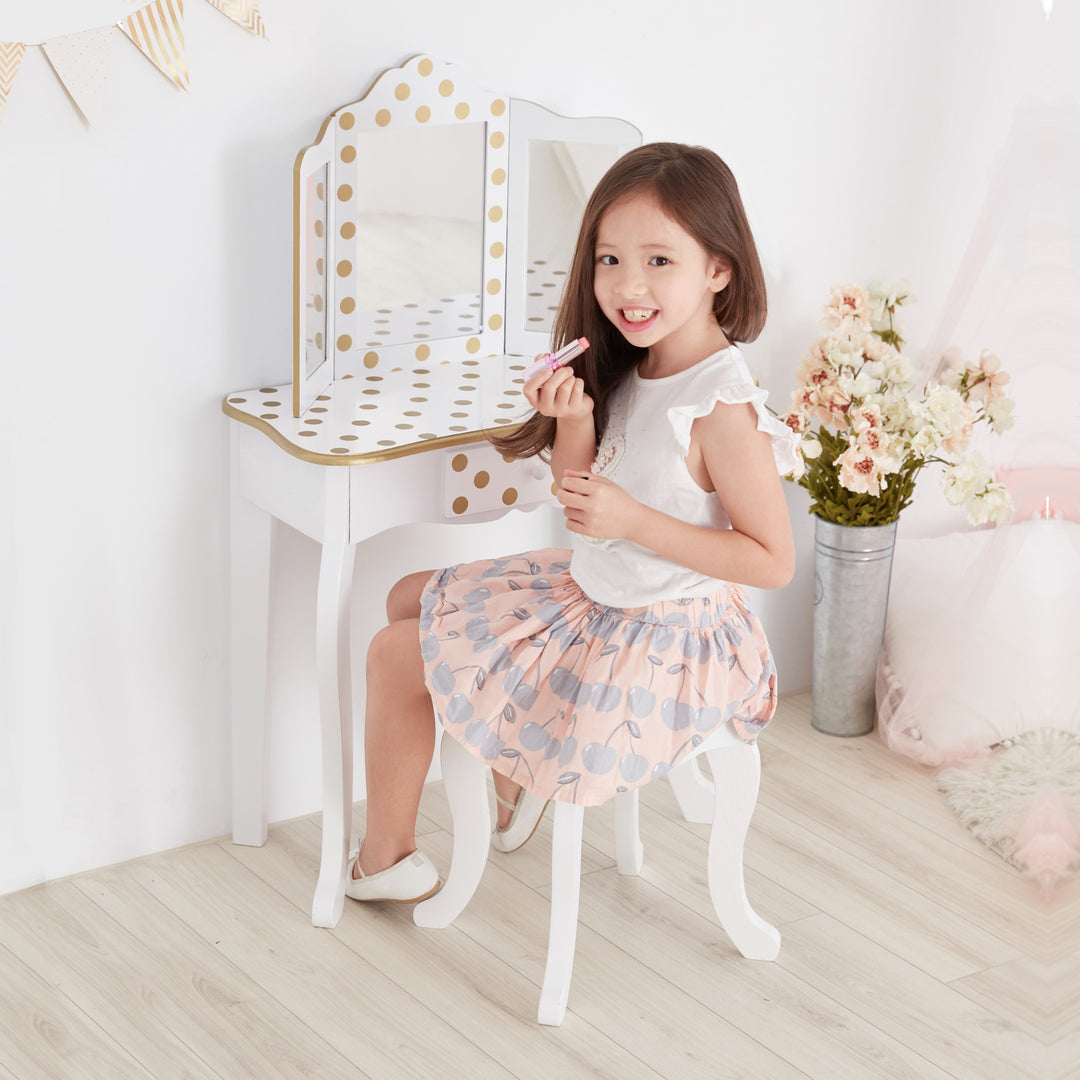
<box><xmin>491</xmin><ymin>142</ymin><xmax>767</xmax><ymax>460</ymax></box>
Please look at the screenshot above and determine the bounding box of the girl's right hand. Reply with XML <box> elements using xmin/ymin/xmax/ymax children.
<box><xmin>523</xmin><ymin>361</ymin><xmax>594</xmax><ymax>423</ymax></box>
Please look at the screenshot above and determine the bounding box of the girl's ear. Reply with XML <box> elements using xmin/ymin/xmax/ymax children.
<box><xmin>709</xmin><ymin>260</ymin><xmax>733</xmax><ymax>293</ymax></box>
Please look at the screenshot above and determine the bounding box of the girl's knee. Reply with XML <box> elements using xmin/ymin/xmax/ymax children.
<box><xmin>385</xmin><ymin>570</ymin><xmax>435</xmax><ymax>623</ymax></box>
<box><xmin>367</xmin><ymin>619</ymin><xmax>424</xmax><ymax>683</ymax></box>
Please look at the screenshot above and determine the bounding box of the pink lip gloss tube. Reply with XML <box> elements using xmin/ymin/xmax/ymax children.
<box><xmin>522</xmin><ymin>337</ymin><xmax>589</xmax><ymax>381</ymax></box>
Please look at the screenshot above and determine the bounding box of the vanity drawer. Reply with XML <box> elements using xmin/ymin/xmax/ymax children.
<box><xmin>442</xmin><ymin>444</ymin><xmax>556</xmax><ymax>520</ymax></box>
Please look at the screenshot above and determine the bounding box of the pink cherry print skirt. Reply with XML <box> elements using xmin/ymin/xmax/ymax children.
<box><xmin>419</xmin><ymin>548</ymin><xmax>778</xmax><ymax>806</ymax></box>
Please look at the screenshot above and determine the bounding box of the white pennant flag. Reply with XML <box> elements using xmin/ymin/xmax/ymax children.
<box><xmin>41</xmin><ymin>28</ymin><xmax>115</xmax><ymax>125</ymax></box>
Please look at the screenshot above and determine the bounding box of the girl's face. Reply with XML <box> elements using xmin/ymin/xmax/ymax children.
<box><xmin>593</xmin><ymin>190</ymin><xmax>731</xmax><ymax>369</ymax></box>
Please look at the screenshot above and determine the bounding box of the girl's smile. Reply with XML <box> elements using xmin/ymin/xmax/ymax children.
<box><xmin>593</xmin><ymin>190</ymin><xmax>731</xmax><ymax>373</ymax></box>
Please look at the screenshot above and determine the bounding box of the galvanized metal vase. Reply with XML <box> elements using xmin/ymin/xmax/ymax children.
<box><xmin>812</xmin><ymin>517</ymin><xmax>899</xmax><ymax>737</ymax></box>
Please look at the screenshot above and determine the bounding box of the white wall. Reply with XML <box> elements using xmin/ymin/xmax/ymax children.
<box><xmin>0</xmin><ymin>0</ymin><xmax>1070</xmax><ymax>895</ymax></box>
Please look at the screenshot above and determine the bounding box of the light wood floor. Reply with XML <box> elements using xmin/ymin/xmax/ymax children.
<box><xmin>1</xmin><ymin>691</ymin><xmax>1074</xmax><ymax>1080</ymax></box>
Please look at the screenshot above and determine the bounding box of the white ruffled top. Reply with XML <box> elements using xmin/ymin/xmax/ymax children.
<box><xmin>569</xmin><ymin>345</ymin><xmax>798</xmax><ymax>608</ymax></box>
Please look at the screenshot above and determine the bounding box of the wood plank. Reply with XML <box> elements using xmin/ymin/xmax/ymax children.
<box><xmin>776</xmin><ymin>913</ymin><xmax>1043</xmax><ymax>1080</ymax></box>
<box><xmin>0</xmin><ymin>939</ymin><xmax>155</xmax><ymax>1080</ymax></box>
<box><xmin>416</xmin><ymin>830</ymin><xmax>808</xmax><ymax>1080</ymax></box>
<box><xmin>122</xmin><ymin>843</ymin><xmax>512</xmax><ymax>1080</ymax></box>
<box><xmin>545</xmin><ymin>870</ymin><xmax>958</xmax><ymax>1080</ymax></box>
<box><xmin>65</xmin><ymin>869</ymin><xmax>369</xmax><ymax>1080</ymax></box>
<box><xmin>743</xmin><ymin>802</ymin><xmax>1022</xmax><ymax>980</ymax></box>
<box><xmin>226</xmin><ymin>818</ymin><xmax>665</xmax><ymax>1080</ymax></box>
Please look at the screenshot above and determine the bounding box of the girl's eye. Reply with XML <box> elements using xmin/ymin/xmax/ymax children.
<box><xmin>649</xmin><ymin>256</ymin><xmax>671</xmax><ymax>267</ymax></box>
<box><xmin>597</xmin><ymin>254</ymin><xmax>618</xmax><ymax>266</ymax></box>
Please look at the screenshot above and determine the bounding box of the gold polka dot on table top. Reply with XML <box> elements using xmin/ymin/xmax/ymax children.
<box><xmin>359</xmin><ymin>404</ymin><xmax>377</xmax><ymax>410</ymax></box>
<box><xmin>362</xmin><ymin>388</ymin><xmax>380</xmax><ymax>395</ymax></box>
<box><xmin>413</xmin><ymin>382</ymin><xmax>430</xmax><ymax>389</ymax></box>
<box><xmin>473</xmin><ymin>471</ymin><xmax>490</xmax><ymax>488</ymax></box>
<box><xmin>501</xmin><ymin>488</ymin><xmax>518</xmax><ymax>505</ymax></box>
<box><xmin>486</xmin><ymin>279</ymin><xmax>501</xmax><ymax>295</ymax></box>
<box><xmin>508</xmin><ymin>364</ymin><xmax>525</xmax><ymax>371</ymax></box>
<box><xmin>501</xmin><ymin>454</ymin><xmax>515</xmax><ymax>463</ymax></box>
<box><xmin>438</xmin><ymin>79</ymin><xmax>454</xmax><ymax>96</ymax></box>
<box><xmin>490</xmin><ymin>241</ymin><xmax>505</xmax><ymax>258</ymax></box>
<box><xmin>466</xmin><ymin>338</ymin><xmax>480</xmax><ymax>354</ymax></box>
<box><xmin>491</xmin><ymin>99</ymin><xmax>506</xmax><ymax>115</ymax></box>
<box><xmin>458</xmin><ymin>385</ymin><xmax>474</xmax><ymax>393</ymax></box>
<box><xmin>341</xmin><ymin>297</ymin><xmax>357</xmax><ymax>314</ymax></box>
<box><xmin>488</xmin><ymin>207</ymin><xmax>503</xmax><ymax>223</ymax></box>
<box><xmin>341</xmin><ymin>145</ymin><xmax>356</xmax><ymax>163</ymax></box>
<box><xmin>410</xmin><ymin>396</ymin><xmax>428</xmax><ymax>403</ymax></box>
<box><xmin>317</xmin><ymin>395</ymin><xmax>331</xmax><ymax>401</ymax></box>
<box><xmin>491</xmin><ymin>168</ymin><xmax>506</xmax><ymax>185</ymax></box>
<box><xmin>310</xmin><ymin>406</ymin><xmax>328</xmax><ymax>413</ymax></box>
<box><xmin>337</xmin><ymin>335</ymin><xmax>352</xmax><ymax>350</ymax></box>
<box><xmin>488</xmin><ymin>314</ymin><xmax>503</xmax><ymax>330</ymax></box>
<box><xmin>365</xmin><ymin>374</ymin><xmax>383</xmax><ymax>381</ymax></box>
<box><xmin>377</xmin><ymin>440</ymin><xmax>396</xmax><ymax>447</ymax></box>
<box><xmin>413</xmin><ymin>367</ymin><xmax>429</xmax><ymax>374</ymax></box>
<box><xmin>463</xmin><ymin>359</ymin><xmax>479</xmax><ymax>366</ymax></box>
<box><xmin>331</xmin><ymin>447</ymin><xmax>350</xmax><ymax>454</ymax></box>
<box><xmin>450</xmin><ymin>426</ymin><xmax>468</xmax><ymax>433</ymax></box>
<box><xmin>337</xmin><ymin>260</ymin><xmax>352</xmax><ymax>277</ymax></box>
<box><xmin>493</xmin><ymin>418</ymin><xmax>512</xmax><ymax>424</ymax></box>
<box><xmin>415</xmin><ymin>344</ymin><xmax>431</xmax><ymax>360</ymax></box>
<box><xmin>395</xmin><ymin>423</ymin><xmax>413</xmax><ymax>430</ymax></box>
<box><xmin>416</xmin><ymin>105</ymin><xmax>431</xmax><ymax>123</ymax></box>
<box><xmin>550</xmin><ymin>481</ymin><xmax>559</xmax><ymax>495</ymax></box>
<box><xmin>340</xmin><ymin>222</ymin><xmax>356</xmax><ymax>239</ymax></box>
<box><xmin>462</xmin><ymin>372</ymin><xmax>480</xmax><ymax>379</ymax></box>
<box><xmin>259</xmin><ymin>413</ymin><xmax>278</xmax><ymax>419</ymax></box>
<box><xmin>353</xmin><ymin>419</ymin><xmax>370</xmax><ymax>426</ymax></box>
<box><xmin>420</xmin><ymin>433</ymin><xmax>437</xmax><ymax>439</ymax></box>
<box><xmin>490</xmin><ymin>131</ymin><xmax>505</xmax><ymax>149</ymax></box>
<box><xmin>454</xmin><ymin>399</ymin><xmax>471</xmax><ymax>406</ymax></box>
<box><xmin>314</xmin><ymin>220</ymin><xmax>324</xmax><ymax>238</ymax></box>
<box><xmin>299</xmin><ymin>431</ymin><xmax>318</xmax><ymax>437</ymax></box>
<box><xmin>452</xmin><ymin>496</ymin><xmax>469</xmax><ymax>514</ymax></box>
<box><xmin>497</xmin><ymin>403</ymin><xmax>516</xmax><ymax>410</ymax></box>
<box><xmin>258</xmin><ymin>386</ymin><xmax>276</xmax><ymax>393</ymax></box>
<box><xmin>403</xmin><ymin>410</ymin><xmax>421</xmax><ymax>417</ymax></box>
<box><xmin>339</xmin><ymin>112</ymin><xmax>355</xmax><ymax>129</ymax></box>
<box><xmin>395</xmin><ymin>82</ymin><xmax>410</xmax><ymax>100</ymax></box>
<box><xmin>375</xmin><ymin>109</ymin><xmax>391</xmax><ymax>127</ymax></box>
<box><xmin>304</xmin><ymin>418</ymin><xmax>323</xmax><ymax>425</ymax></box>
<box><xmin>418</xmin><ymin>58</ymin><xmax>434</xmax><ymax>75</ymax></box>
<box><xmin>340</xmin><ymin>434</ymin><xmax>358</xmax><ymax>440</ymax></box>
<box><xmin>455</xmin><ymin>103</ymin><xmax>470</xmax><ymax>119</ymax></box>
<box><xmin>337</xmin><ymin>184</ymin><xmax>353</xmax><ymax>202</ymax></box>
<box><xmin>262</xmin><ymin>399</ymin><xmax>281</xmax><ymax>406</ymax></box>
<box><xmin>228</xmin><ymin>397</ymin><xmax>247</xmax><ymax>403</ymax></box>
<box><xmin>450</xmin><ymin>412</ymin><xmax>468</xmax><ymax>418</ymax></box>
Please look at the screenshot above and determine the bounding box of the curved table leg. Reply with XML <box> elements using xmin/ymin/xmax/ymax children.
<box><xmin>312</xmin><ymin>474</ymin><xmax>356</xmax><ymax>928</ymax></box>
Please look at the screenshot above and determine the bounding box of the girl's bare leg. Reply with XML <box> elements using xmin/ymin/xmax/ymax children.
<box><xmin>357</xmin><ymin>571</ymin><xmax>439</xmax><ymax>876</ymax></box>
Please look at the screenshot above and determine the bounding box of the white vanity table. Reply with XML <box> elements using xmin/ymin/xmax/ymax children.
<box><xmin>224</xmin><ymin>55</ymin><xmax>640</xmax><ymax>928</ymax></box>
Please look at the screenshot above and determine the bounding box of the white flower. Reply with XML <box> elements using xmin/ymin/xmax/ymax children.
<box><xmin>801</xmin><ymin>437</ymin><xmax>823</xmax><ymax>459</ymax></box>
<box><xmin>881</xmin><ymin>351</ymin><xmax>915</xmax><ymax>388</ymax></box>
<box><xmin>909</xmin><ymin>425</ymin><xmax>941</xmax><ymax>458</ymax></box>
<box><xmin>941</xmin><ymin>454</ymin><xmax>992</xmax><ymax>507</ymax></box>
<box><xmin>965</xmin><ymin>482</ymin><xmax>1012</xmax><ymax>526</ymax></box>
<box><xmin>985</xmin><ymin>396</ymin><xmax>1016</xmax><ymax>432</ymax></box>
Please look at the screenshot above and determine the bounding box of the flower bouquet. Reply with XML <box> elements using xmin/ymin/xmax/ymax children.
<box><xmin>783</xmin><ymin>281</ymin><xmax>1016</xmax><ymax>527</ymax></box>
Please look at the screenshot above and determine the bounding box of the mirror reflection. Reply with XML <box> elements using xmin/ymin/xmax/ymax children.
<box><xmin>525</xmin><ymin>140</ymin><xmax>626</xmax><ymax>332</ymax></box>
<box><xmin>304</xmin><ymin>165</ymin><xmax>328</xmax><ymax>378</ymax></box>
<box><xmin>350</xmin><ymin>123</ymin><xmax>486</xmax><ymax>347</ymax></box>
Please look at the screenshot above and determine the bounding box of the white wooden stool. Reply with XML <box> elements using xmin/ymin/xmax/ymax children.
<box><xmin>413</xmin><ymin>724</ymin><xmax>781</xmax><ymax>1025</ymax></box>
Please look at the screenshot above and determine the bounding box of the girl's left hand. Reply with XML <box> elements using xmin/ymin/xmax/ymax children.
<box><xmin>557</xmin><ymin>470</ymin><xmax>642</xmax><ymax>541</ymax></box>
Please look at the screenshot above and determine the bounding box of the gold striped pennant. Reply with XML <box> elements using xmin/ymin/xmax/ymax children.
<box><xmin>118</xmin><ymin>0</ymin><xmax>189</xmax><ymax>91</ymax></box>
<box><xmin>203</xmin><ymin>0</ymin><xmax>267</xmax><ymax>39</ymax></box>
<box><xmin>41</xmin><ymin>28</ymin><xmax>115</xmax><ymax>126</ymax></box>
<box><xmin>0</xmin><ymin>42</ymin><xmax>27</xmax><ymax>122</ymax></box>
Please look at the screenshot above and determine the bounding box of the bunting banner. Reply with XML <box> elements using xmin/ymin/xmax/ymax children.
<box><xmin>0</xmin><ymin>0</ymin><xmax>267</xmax><ymax>127</ymax></box>
<box><xmin>41</xmin><ymin>28</ymin><xmax>114</xmax><ymax>126</ymax></box>
<box><xmin>118</xmin><ymin>0</ymin><xmax>189</xmax><ymax>91</ymax></box>
<box><xmin>204</xmin><ymin>0</ymin><xmax>267</xmax><ymax>40</ymax></box>
<box><xmin>0</xmin><ymin>42</ymin><xmax>26</xmax><ymax>121</ymax></box>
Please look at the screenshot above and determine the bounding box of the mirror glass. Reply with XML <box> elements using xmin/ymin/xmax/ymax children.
<box><xmin>524</xmin><ymin>139</ymin><xmax>626</xmax><ymax>331</ymax></box>
<box><xmin>351</xmin><ymin>123</ymin><xmax>486</xmax><ymax>347</ymax></box>
<box><xmin>304</xmin><ymin>165</ymin><xmax>328</xmax><ymax>378</ymax></box>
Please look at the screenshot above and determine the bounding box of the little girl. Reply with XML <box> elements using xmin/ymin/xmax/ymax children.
<box><xmin>347</xmin><ymin>142</ymin><xmax>798</xmax><ymax>903</ymax></box>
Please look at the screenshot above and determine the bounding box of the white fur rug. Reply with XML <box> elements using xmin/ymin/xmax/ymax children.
<box><xmin>936</xmin><ymin>729</ymin><xmax>1080</xmax><ymax>892</ymax></box>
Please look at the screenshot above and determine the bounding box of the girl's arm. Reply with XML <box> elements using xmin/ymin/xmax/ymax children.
<box><xmin>522</xmin><ymin>365</ymin><xmax>597</xmax><ymax>482</ymax></box>
<box><xmin>558</xmin><ymin>401</ymin><xmax>795</xmax><ymax>590</ymax></box>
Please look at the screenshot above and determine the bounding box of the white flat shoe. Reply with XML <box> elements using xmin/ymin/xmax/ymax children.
<box><xmin>345</xmin><ymin>846</ymin><xmax>441</xmax><ymax>903</ymax></box>
<box><xmin>492</xmin><ymin>788</ymin><xmax>550</xmax><ymax>853</ymax></box>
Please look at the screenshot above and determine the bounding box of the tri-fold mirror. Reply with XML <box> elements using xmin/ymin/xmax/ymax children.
<box><xmin>292</xmin><ymin>55</ymin><xmax>640</xmax><ymax>416</ymax></box>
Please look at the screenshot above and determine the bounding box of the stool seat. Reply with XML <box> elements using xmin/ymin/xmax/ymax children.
<box><xmin>414</xmin><ymin>724</ymin><xmax>780</xmax><ymax>1025</ymax></box>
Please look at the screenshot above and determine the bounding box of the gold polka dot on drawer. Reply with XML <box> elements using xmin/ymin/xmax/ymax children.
<box><xmin>339</xmin><ymin>112</ymin><xmax>355</xmax><ymax>129</ymax></box>
<box><xmin>418</xmin><ymin>58</ymin><xmax>434</xmax><ymax>76</ymax></box>
<box><xmin>455</xmin><ymin>102</ymin><xmax>470</xmax><ymax>119</ymax></box>
<box><xmin>337</xmin><ymin>184</ymin><xmax>353</xmax><ymax>202</ymax></box>
<box><xmin>439</xmin><ymin>79</ymin><xmax>453</xmax><ymax>97</ymax></box>
<box><xmin>363</xmin><ymin>351</ymin><xmax>378</xmax><ymax>368</ymax></box>
<box><xmin>474</xmin><ymin>471</ymin><xmax>489</xmax><ymax>489</ymax></box>
<box><xmin>376</xmin><ymin>109</ymin><xmax>391</xmax><ymax>127</ymax></box>
<box><xmin>395</xmin><ymin>82</ymin><xmax>410</xmax><ymax>100</ymax></box>
<box><xmin>491</xmin><ymin>99</ymin><xmax>506</xmax><ymax>116</ymax></box>
<box><xmin>415</xmin><ymin>344</ymin><xmax>431</xmax><ymax>360</ymax></box>
<box><xmin>452</xmin><ymin>496</ymin><xmax>469</xmax><ymax>515</ymax></box>
<box><xmin>487</xmin><ymin>279</ymin><xmax>501</xmax><ymax>295</ymax></box>
<box><xmin>416</xmin><ymin>105</ymin><xmax>431</xmax><ymax>123</ymax></box>
<box><xmin>341</xmin><ymin>145</ymin><xmax>356</xmax><ymax>163</ymax></box>
<box><xmin>451</xmin><ymin>454</ymin><xmax>468</xmax><ymax>472</ymax></box>
<box><xmin>501</xmin><ymin>488</ymin><xmax>518</xmax><ymax>505</ymax></box>
<box><xmin>341</xmin><ymin>297</ymin><xmax>356</xmax><ymax>314</ymax></box>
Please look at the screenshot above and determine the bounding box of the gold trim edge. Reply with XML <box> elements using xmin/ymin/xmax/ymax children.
<box><xmin>221</xmin><ymin>397</ymin><xmax>521</xmax><ymax>466</ymax></box>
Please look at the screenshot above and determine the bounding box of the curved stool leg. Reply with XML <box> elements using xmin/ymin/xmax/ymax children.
<box><xmin>666</xmin><ymin>756</ymin><xmax>715</xmax><ymax>824</ymax></box>
<box><xmin>704</xmin><ymin>743</ymin><xmax>781</xmax><ymax>961</ymax></box>
<box><xmin>414</xmin><ymin>735</ymin><xmax>490</xmax><ymax>929</ymax></box>
<box><xmin>613</xmin><ymin>789</ymin><xmax>643</xmax><ymax>875</ymax></box>
<box><xmin>538</xmin><ymin>801</ymin><xmax>585</xmax><ymax>1026</ymax></box>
